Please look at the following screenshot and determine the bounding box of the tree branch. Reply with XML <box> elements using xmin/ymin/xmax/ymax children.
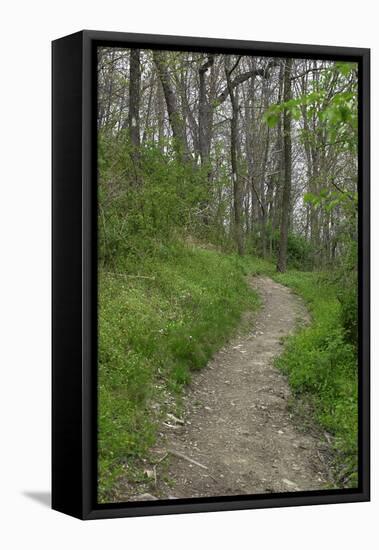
<box><xmin>216</xmin><ymin>60</ymin><xmax>279</xmax><ymax>106</ymax></box>
<box><xmin>199</xmin><ymin>55</ymin><xmax>215</xmax><ymax>74</ymax></box>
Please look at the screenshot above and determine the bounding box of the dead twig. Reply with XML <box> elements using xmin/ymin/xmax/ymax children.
<box><xmin>153</xmin><ymin>453</ymin><xmax>168</xmax><ymax>486</ymax></box>
<box><xmin>103</xmin><ymin>271</ymin><xmax>156</xmax><ymax>280</ymax></box>
<box><xmin>168</xmin><ymin>449</ymin><xmax>208</xmax><ymax>470</ymax></box>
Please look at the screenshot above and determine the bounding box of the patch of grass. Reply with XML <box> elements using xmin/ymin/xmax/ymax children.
<box><xmin>272</xmin><ymin>270</ymin><xmax>358</xmax><ymax>487</ymax></box>
<box><xmin>98</xmin><ymin>243</ymin><xmax>262</xmax><ymax>500</ymax></box>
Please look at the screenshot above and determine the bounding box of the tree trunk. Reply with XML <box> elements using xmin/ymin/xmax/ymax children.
<box><xmin>226</xmin><ymin>58</ymin><xmax>244</xmax><ymax>256</ymax></box>
<box><xmin>153</xmin><ymin>51</ymin><xmax>189</xmax><ymax>160</ymax></box>
<box><xmin>199</xmin><ymin>55</ymin><xmax>214</xmax><ymax>169</ymax></box>
<box><xmin>245</xmin><ymin>61</ymin><xmax>256</xmax><ymax>238</ymax></box>
<box><xmin>128</xmin><ymin>49</ymin><xmax>141</xmax><ymax>149</ymax></box>
<box><xmin>198</xmin><ymin>55</ymin><xmax>215</xmax><ymax>225</ymax></box>
<box><xmin>277</xmin><ymin>58</ymin><xmax>293</xmax><ymax>272</ymax></box>
<box><xmin>156</xmin><ymin>77</ymin><xmax>165</xmax><ymax>151</ymax></box>
<box><xmin>128</xmin><ymin>49</ymin><xmax>141</xmax><ymax>185</ymax></box>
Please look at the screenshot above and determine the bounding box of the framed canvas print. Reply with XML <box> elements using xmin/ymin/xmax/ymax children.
<box><xmin>52</xmin><ymin>30</ymin><xmax>370</xmax><ymax>520</ymax></box>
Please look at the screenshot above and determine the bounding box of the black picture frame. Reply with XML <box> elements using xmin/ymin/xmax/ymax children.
<box><xmin>52</xmin><ymin>30</ymin><xmax>370</xmax><ymax>520</ymax></box>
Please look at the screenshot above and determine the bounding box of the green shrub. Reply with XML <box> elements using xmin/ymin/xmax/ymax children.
<box><xmin>335</xmin><ymin>240</ymin><xmax>358</xmax><ymax>347</ymax></box>
<box><xmin>274</xmin><ymin>271</ymin><xmax>358</xmax><ymax>487</ymax></box>
<box><xmin>265</xmin><ymin>227</ymin><xmax>314</xmax><ymax>270</ymax></box>
<box><xmin>98</xmin><ymin>131</ymin><xmax>214</xmax><ymax>270</ymax></box>
<box><xmin>338</xmin><ymin>282</ymin><xmax>358</xmax><ymax>347</ymax></box>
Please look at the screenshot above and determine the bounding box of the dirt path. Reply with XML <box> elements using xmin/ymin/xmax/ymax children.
<box><xmin>144</xmin><ymin>276</ymin><xmax>332</xmax><ymax>499</ymax></box>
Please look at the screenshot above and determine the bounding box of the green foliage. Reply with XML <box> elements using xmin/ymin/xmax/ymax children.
<box><xmin>98</xmin><ymin>244</ymin><xmax>262</xmax><ymax>500</ymax></box>
<box><xmin>264</xmin><ymin>62</ymin><xmax>358</xmax><ymax>153</ymax></box>
<box><xmin>338</xmin><ymin>282</ymin><xmax>358</xmax><ymax>347</ymax></box>
<box><xmin>285</xmin><ymin>233</ymin><xmax>314</xmax><ymax>270</ymax></box>
<box><xmin>303</xmin><ymin>187</ymin><xmax>357</xmax><ymax>215</ymax></box>
<box><xmin>264</xmin><ymin>226</ymin><xmax>314</xmax><ymax>270</ymax></box>
<box><xmin>98</xmin><ymin>130</ymin><xmax>212</xmax><ymax>269</ymax></box>
<box><xmin>320</xmin><ymin>90</ymin><xmax>358</xmax><ymax>151</ymax></box>
<box><xmin>264</xmin><ymin>110</ymin><xmax>280</xmax><ymax>128</ymax></box>
<box><xmin>335</xmin><ymin>62</ymin><xmax>357</xmax><ymax>77</ymax></box>
<box><xmin>273</xmin><ymin>271</ymin><xmax>358</xmax><ymax>487</ymax></box>
<box><xmin>334</xmin><ymin>240</ymin><xmax>358</xmax><ymax>346</ymax></box>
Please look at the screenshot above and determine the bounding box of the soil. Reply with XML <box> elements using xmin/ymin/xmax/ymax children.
<box><xmin>121</xmin><ymin>276</ymin><xmax>333</xmax><ymax>501</ymax></box>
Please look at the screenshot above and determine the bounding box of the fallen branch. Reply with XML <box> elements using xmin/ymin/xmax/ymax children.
<box><xmin>103</xmin><ymin>271</ymin><xmax>156</xmax><ymax>280</ymax></box>
<box><xmin>168</xmin><ymin>449</ymin><xmax>208</xmax><ymax>470</ymax></box>
<box><xmin>153</xmin><ymin>453</ymin><xmax>168</xmax><ymax>485</ymax></box>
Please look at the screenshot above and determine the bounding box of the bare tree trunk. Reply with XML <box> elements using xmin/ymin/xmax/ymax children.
<box><xmin>197</xmin><ymin>55</ymin><xmax>215</xmax><ymax>225</ymax></box>
<box><xmin>199</xmin><ymin>55</ymin><xmax>214</xmax><ymax>169</ymax></box>
<box><xmin>259</xmin><ymin>126</ymin><xmax>270</xmax><ymax>257</ymax></box>
<box><xmin>176</xmin><ymin>58</ymin><xmax>198</xmax><ymax>157</ymax></box>
<box><xmin>226</xmin><ymin>57</ymin><xmax>244</xmax><ymax>256</ymax></box>
<box><xmin>128</xmin><ymin>49</ymin><xmax>141</xmax><ymax>149</ymax></box>
<box><xmin>156</xmin><ymin>77</ymin><xmax>165</xmax><ymax>151</ymax></box>
<box><xmin>244</xmin><ymin>61</ymin><xmax>256</xmax><ymax>238</ymax></box>
<box><xmin>102</xmin><ymin>48</ymin><xmax>116</xmax><ymax>130</ymax></box>
<box><xmin>142</xmin><ymin>69</ymin><xmax>154</xmax><ymax>144</ymax></box>
<box><xmin>269</xmin><ymin>62</ymin><xmax>284</xmax><ymax>257</ymax></box>
<box><xmin>128</xmin><ymin>49</ymin><xmax>141</xmax><ymax>186</ymax></box>
<box><xmin>277</xmin><ymin>58</ymin><xmax>293</xmax><ymax>272</ymax></box>
<box><xmin>153</xmin><ymin>51</ymin><xmax>189</xmax><ymax>160</ymax></box>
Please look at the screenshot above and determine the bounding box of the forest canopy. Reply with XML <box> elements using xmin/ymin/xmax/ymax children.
<box><xmin>98</xmin><ymin>48</ymin><xmax>358</xmax><ymax>275</ymax></box>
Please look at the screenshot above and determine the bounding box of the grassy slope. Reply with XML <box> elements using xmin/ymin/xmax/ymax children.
<box><xmin>98</xmin><ymin>245</ymin><xmax>357</xmax><ymax>499</ymax></box>
<box><xmin>272</xmin><ymin>270</ymin><xmax>358</xmax><ymax>487</ymax></box>
<box><xmin>98</xmin><ymin>244</ymin><xmax>268</xmax><ymax>500</ymax></box>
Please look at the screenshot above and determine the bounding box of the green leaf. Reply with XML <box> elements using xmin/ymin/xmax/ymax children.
<box><xmin>335</xmin><ymin>62</ymin><xmax>356</xmax><ymax>77</ymax></box>
<box><xmin>265</xmin><ymin>112</ymin><xmax>279</xmax><ymax>128</ymax></box>
<box><xmin>291</xmin><ymin>106</ymin><xmax>301</xmax><ymax>120</ymax></box>
<box><xmin>303</xmin><ymin>192</ymin><xmax>319</xmax><ymax>206</ymax></box>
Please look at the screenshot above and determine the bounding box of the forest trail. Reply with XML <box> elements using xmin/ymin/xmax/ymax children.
<box><xmin>152</xmin><ymin>276</ymin><xmax>332</xmax><ymax>499</ymax></box>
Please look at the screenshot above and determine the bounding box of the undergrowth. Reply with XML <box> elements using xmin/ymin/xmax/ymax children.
<box><xmin>98</xmin><ymin>243</ymin><xmax>265</xmax><ymax>500</ymax></box>
<box><xmin>98</xmin><ymin>244</ymin><xmax>357</xmax><ymax>499</ymax></box>
<box><xmin>273</xmin><ymin>270</ymin><xmax>358</xmax><ymax>487</ymax></box>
